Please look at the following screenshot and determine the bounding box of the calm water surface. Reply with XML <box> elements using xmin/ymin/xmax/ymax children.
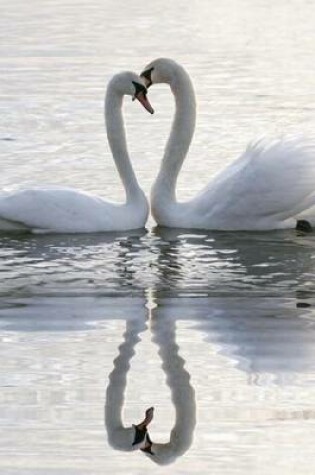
<box><xmin>1</xmin><ymin>0</ymin><xmax>315</xmax><ymax>473</ymax></box>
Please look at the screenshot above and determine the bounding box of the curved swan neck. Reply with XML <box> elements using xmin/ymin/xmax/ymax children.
<box><xmin>152</xmin><ymin>64</ymin><xmax>196</xmax><ymax>205</ymax></box>
<box><xmin>105</xmin><ymin>83</ymin><xmax>141</xmax><ymax>202</ymax></box>
<box><xmin>148</xmin><ymin>315</ymin><xmax>196</xmax><ymax>464</ymax></box>
<box><xmin>105</xmin><ymin>319</ymin><xmax>146</xmax><ymax>433</ymax></box>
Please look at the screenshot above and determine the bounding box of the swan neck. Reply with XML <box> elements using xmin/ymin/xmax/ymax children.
<box><xmin>148</xmin><ymin>315</ymin><xmax>196</xmax><ymax>464</ymax></box>
<box><xmin>105</xmin><ymin>88</ymin><xmax>141</xmax><ymax>201</ymax></box>
<box><xmin>152</xmin><ymin>66</ymin><xmax>196</xmax><ymax>205</ymax></box>
<box><xmin>105</xmin><ymin>319</ymin><xmax>145</xmax><ymax>432</ymax></box>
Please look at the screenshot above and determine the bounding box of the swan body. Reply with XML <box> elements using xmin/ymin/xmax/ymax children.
<box><xmin>0</xmin><ymin>72</ymin><xmax>153</xmax><ymax>233</ymax></box>
<box><xmin>0</xmin><ymin>186</ymin><xmax>147</xmax><ymax>233</ymax></box>
<box><xmin>141</xmin><ymin>58</ymin><xmax>315</xmax><ymax>231</ymax></box>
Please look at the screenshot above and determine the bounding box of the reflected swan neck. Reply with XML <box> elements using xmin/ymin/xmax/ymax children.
<box><xmin>147</xmin><ymin>314</ymin><xmax>196</xmax><ymax>464</ymax></box>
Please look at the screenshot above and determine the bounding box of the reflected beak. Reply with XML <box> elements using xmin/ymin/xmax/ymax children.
<box><xmin>144</xmin><ymin>406</ymin><xmax>154</xmax><ymax>425</ymax></box>
<box><xmin>134</xmin><ymin>91</ymin><xmax>154</xmax><ymax>114</ymax></box>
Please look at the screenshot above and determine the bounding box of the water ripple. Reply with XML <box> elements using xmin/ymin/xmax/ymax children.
<box><xmin>0</xmin><ymin>228</ymin><xmax>314</xmax><ymax>297</ymax></box>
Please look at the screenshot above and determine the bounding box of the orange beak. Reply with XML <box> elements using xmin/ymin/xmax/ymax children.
<box><xmin>135</xmin><ymin>91</ymin><xmax>154</xmax><ymax>114</ymax></box>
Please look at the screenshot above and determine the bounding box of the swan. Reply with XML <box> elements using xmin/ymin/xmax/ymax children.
<box><xmin>104</xmin><ymin>303</ymin><xmax>196</xmax><ymax>465</ymax></box>
<box><xmin>105</xmin><ymin>317</ymin><xmax>155</xmax><ymax>452</ymax></box>
<box><xmin>0</xmin><ymin>72</ymin><xmax>154</xmax><ymax>233</ymax></box>
<box><xmin>140</xmin><ymin>58</ymin><xmax>315</xmax><ymax>231</ymax></box>
<box><xmin>141</xmin><ymin>308</ymin><xmax>196</xmax><ymax>465</ymax></box>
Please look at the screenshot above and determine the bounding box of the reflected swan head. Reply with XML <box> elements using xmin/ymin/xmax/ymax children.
<box><xmin>131</xmin><ymin>406</ymin><xmax>155</xmax><ymax>451</ymax></box>
<box><xmin>143</xmin><ymin>406</ymin><xmax>154</xmax><ymax>425</ymax></box>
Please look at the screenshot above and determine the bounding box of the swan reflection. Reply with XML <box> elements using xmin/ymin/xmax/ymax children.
<box><xmin>0</xmin><ymin>228</ymin><xmax>147</xmax><ymax>261</ymax></box>
<box><xmin>104</xmin><ymin>303</ymin><xmax>196</xmax><ymax>465</ymax></box>
<box><xmin>154</xmin><ymin>295</ymin><xmax>315</xmax><ymax>384</ymax></box>
<box><xmin>0</xmin><ymin>228</ymin><xmax>147</xmax><ymax>293</ymax></box>
<box><xmin>1</xmin><ymin>224</ymin><xmax>314</xmax><ymax>294</ymax></box>
<box><xmin>153</xmin><ymin>226</ymin><xmax>315</xmax><ymax>292</ymax></box>
<box><xmin>105</xmin><ymin>317</ymin><xmax>152</xmax><ymax>452</ymax></box>
<box><xmin>145</xmin><ymin>306</ymin><xmax>196</xmax><ymax>464</ymax></box>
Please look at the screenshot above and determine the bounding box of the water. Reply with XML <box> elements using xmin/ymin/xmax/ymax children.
<box><xmin>0</xmin><ymin>229</ymin><xmax>315</xmax><ymax>297</ymax></box>
<box><xmin>1</xmin><ymin>0</ymin><xmax>315</xmax><ymax>473</ymax></box>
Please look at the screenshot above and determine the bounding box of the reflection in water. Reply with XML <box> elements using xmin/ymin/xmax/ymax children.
<box><xmin>155</xmin><ymin>296</ymin><xmax>315</xmax><ymax>384</ymax></box>
<box><xmin>1</xmin><ymin>293</ymin><xmax>315</xmax><ymax>473</ymax></box>
<box><xmin>198</xmin><ymin>299</ymin><xmax>315</xmax><ymax>383</ymax></box>
<box><xmin>105</xmin><ymin>317</ymin><xmax>149</xmax><ymax>451</ymax></box>
<box><xmin>153</xmin><ymin>226</ymin><xmax>315</xmax><ymax>294</ymax></box>
<box><xmin>0</xmin><ymin>228</ymin><xmax>147</xmax><ymax>257</ymax></box>
<box><xmin>0</xmin><ymin>226</ymin><xmax>315</xmax><ymax>296</ymax></box>
<box><xmin>0</xmin><ymin>229</ymin><xmax>148</xmax><ymax>296</ymax></box>
<box><xmin>105</xmin><ymin>301</ymin><xmax>196</xmax><ymax>465</ymax></box>
<box><xmin>146</xmin><ymin>306</ymin><xmax>196</xmax><ymax>465</ymax></box>
<box><xmin>0</xmin><ymin>295</ymin><xmax>148</xmax><ymax>332</ymax></box>
<box><xmin>2</xmin><ymin>293</ymin><xmax>314</xmax><ymax>384</ymax></box>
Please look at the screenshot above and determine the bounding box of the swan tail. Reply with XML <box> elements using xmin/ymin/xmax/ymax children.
<box><xmin>246</xmin><ymin>137</ymin><xmax>315</xmax><ymax>220</ymax></box>
<box><xmin>202</xmin><ymin>137</ymin><xmax>315</xmax><ymax>229</ymax></box>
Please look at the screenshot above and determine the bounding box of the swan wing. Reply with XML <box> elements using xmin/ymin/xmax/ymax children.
<box><xmin>193</xmin><ymin>138</ymin><xmax>315</xmax><ymax>230</ymax></box>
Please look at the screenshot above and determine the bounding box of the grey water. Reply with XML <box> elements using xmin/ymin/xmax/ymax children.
<box><xmin>1</xmin><ymin>0</ymin><xmax>315</xmax><ymax>473</ymax></box>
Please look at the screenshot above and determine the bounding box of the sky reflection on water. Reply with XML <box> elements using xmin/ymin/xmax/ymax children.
<box><xmin>1</xmin><ymin>294</ymin><xmax>315</xmax><ymax>473</ymax></box>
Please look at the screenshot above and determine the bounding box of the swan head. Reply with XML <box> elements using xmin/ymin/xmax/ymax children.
<box><xmin>109</xmin><ymin>71</ymin><xmax>154</xmax><ymax>114</ymax></box>
<box><xmin>140</xmin><ymin>58</ymin><xmax>181</xmax><ymax>88</ymax></box>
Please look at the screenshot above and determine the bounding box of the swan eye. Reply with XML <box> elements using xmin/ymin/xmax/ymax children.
<box><xmin>132</xmin><ymin>81</ymin><xmax>147</xmax><ymax>98</ymax></box>
<box><xmin>140</xmin><ymin>67</ymin><xmax>154</xmax><ymax>88</ymax></box>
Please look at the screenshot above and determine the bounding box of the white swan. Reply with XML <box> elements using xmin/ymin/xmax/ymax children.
<box><xmin>104</xmin><ymin>304</ymin><xmax>196</xmax><ymax>465</ymax></box>
<box><xmin>142</xmin><ymin>308</ymin><xmax>196</xmax><ymax>465</ymax></box>
<box><xmin>0</xmin><ymin>72</ymin><xmax>154</xmax><ymax>233</ymax></box>
<box><xmin>141</xmin><ymin>58</ymin><xmax>315</xmax><ymax>231</ymax></box>
<box><xmin>105</xmin><ymin>317</ymin><xmax>155</xmax><ymax>452</ymax></box>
